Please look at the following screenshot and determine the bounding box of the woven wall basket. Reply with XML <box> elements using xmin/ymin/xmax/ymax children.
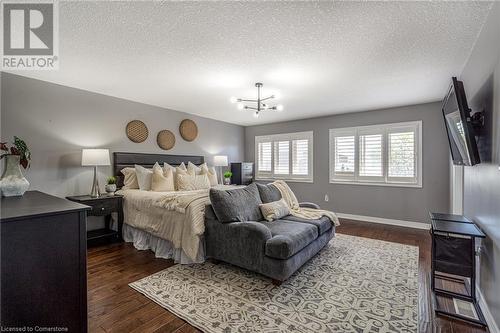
<box><xmin>126</xmin><ymin>120</ymin><xmax>149</xmax><ymax>143</ymax></box>
<box><xmin>157</xmin><ymin>130</ymin><xmax>176</xmax><ymax>150</ymax></box>
<box><xmin>179</xmin><ymin>119</ymin><xmax>198</xmax><ymax>142</ymax></box>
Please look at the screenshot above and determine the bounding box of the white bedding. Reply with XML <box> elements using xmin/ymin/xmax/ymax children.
<box><xmin>117</xmin><ymin>185</ymin><xmax>240</xmax><ymax>262</ymax></box>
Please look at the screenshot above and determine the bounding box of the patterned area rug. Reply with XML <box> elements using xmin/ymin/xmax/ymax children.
<box><xmin>130</xmin><ymin>234</ymin><xmax>419</xmax><ymax>332</ymax></box>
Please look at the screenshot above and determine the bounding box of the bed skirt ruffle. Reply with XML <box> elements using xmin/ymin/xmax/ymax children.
<box><xmin>123</xmin><ymin>224</ymin><xmax>205</xmax><ymax>264</ymax></box>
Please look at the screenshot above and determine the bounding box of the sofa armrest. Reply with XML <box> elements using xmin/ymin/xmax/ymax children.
<box><xmin>205</xmin><ymin>219</ymin><xmax>272</xmax><ymax>267</ymax></box>
<box><xmin>299</xmin><ymin>202</ymin><xmax>320</xmax><ymax>209</ymax></box>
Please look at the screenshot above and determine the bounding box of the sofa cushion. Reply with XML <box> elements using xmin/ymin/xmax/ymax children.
<box><xmin>209</xmin><ymin>183</ymin><xmax>263</xmax><ymax>223</ymax></box>
<box><xmin>259</xmin><ymin>199</ymin><xmax>290</xmax><ymax>222</ymax></box>
<box><xmin>262</xmin><ymin>220</ymin><xmax>318</xmax><ymax>260</ymax></box>
<box><xmin>281</xmin><ymin>215</ymin><xmax>332</xmax><ymax>235</ymax></box>
<box><xmin>256</xmin><ymin>183</ymin><xmax>282</xmax><ymax>203</ymax></box>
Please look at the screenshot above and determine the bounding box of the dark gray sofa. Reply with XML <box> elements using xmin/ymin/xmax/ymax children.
<box><xmin>205</xmin><ymin>183</ymin><xmax>335</xmax><ymax>284</ymax></box>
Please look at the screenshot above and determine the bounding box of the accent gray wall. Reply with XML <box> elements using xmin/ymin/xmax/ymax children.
<box><xmin>1</xmin><ymin>72</ymin><xmax>245</xmax><ymax>198</ymax></box>
<box><xmin>460</xmin><ymin>3</ymin><xmax>500</xmax><ymax>328</ymax></box>
<box><xmin>245</xmin><ymin>102</ymin><xmax>450</xmax><ymax>224</ymax></box>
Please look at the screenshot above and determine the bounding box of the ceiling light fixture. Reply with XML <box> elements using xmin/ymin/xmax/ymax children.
<box><xmin>230</xmin><ymin>82</ymin><xmax>283</xmax><ymax>118</ymax></box>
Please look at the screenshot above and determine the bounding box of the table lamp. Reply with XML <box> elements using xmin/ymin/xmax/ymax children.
<box><xmin>213</xmin><ymin>155</ymin><xmax>228</xmax><ymax>184</ymax></box>
<box><xmin>82</xmin><ymin>149</ymin><xmax>110</xmax><ymax>198</ymax></box>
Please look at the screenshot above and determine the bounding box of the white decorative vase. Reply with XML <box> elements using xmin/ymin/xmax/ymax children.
<box><xmin>105</xmin><ymin>184</ymin><xmax>116</xmax><ymax>194</ymax></box>
<box><xmin>0</xmin><ymin>155</ymin><xmax>30</xmax><ymax>197</ymax></box>
<box><xmin>224</xmin><ymin>177</ymin><xmax>231</xmax><ymax>185</ymax></box>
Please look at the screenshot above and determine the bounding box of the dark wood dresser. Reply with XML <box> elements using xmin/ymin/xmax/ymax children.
<box><xmin>1</xmin><ymin>191</ymin><xmax>90</xmax><ymax>332</ymax></box>
<box><xmin>230</xmin><ymin>162</ymin><xmax>254</xmax><ymax>185</ymax></box>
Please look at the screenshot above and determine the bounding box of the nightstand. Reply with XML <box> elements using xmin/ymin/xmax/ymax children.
<box><xmin>66</xmin><ymin>194</ymin><xmax>124</xmax><ymax>244</ymax></box>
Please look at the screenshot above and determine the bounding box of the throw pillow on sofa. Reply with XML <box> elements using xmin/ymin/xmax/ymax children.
<box><xmin>256</xmin><ymin>182</ymin><xmax>282</xmax><ymax>203</ymax></box>
<box><xmin>209</xmin><ymin>183</ymin><xmax>263</xmax><ymax>222</ymax></box>
<box><xmin>259</xmin><ymin>198</ymin><xmax>290</xmax><ymax>222</ymax></box>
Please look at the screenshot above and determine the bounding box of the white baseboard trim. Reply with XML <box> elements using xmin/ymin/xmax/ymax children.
<box><xmin>337</xmin><ymin>213</ymin><xmax>430</xmax><ymax>230</ymax></box>
<box><xmin>477</xmin><ymin>287</ymin><xmax>500</xmax><ymax>333</ymax></box>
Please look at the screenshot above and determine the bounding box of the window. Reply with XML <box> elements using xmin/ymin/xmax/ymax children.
<box><xmin>329</xmin><ymin>121</ymin><xmax>422</xmax><ymax>187</ymax></box>
<box><xmin>255</xmin><ymin>131</ymin><xmax>313</xmax><ymax>182</ymax></box>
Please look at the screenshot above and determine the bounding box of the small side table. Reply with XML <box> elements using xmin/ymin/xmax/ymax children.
<box><xmin>430</xmin><ymin>214</ymin><xmax>487</xmax><ymax>326</ymax></box>
<box><xmin>67</xmin><ymin>194</ymin><xmax>124</xmax><ymax>244</ymax></box>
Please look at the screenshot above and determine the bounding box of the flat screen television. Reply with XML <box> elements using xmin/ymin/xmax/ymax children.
<box><xmin>442</xmin><ymin>77</ymin><xmax>480</xmax><ymax>166</ymax></box>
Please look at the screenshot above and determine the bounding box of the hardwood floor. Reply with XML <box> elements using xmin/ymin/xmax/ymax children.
<box><xmin>87</xmin><ymin>219</ymin><xmax>489</xmax><ymax>333</ymax></box>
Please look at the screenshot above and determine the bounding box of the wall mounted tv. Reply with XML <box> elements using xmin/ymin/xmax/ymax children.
<box><xmin>442</xmin><ymin>77</ymin><xmax>480</xmax><ymax>166</ymax></box>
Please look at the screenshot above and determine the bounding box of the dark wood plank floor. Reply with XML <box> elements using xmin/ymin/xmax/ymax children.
<box><xmin>87</xmin><ymin>219</ymin><xmax>489</xmax><ymax>333</ymax></box>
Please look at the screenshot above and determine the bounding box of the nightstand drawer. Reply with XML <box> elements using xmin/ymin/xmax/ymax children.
<box><xmin>89</xmin><ymin>200</ymin><xmax>118</xmax><ymax>216</ymax></box>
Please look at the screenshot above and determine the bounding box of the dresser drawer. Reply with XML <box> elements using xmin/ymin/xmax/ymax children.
<box><xmin>89</xmin><ymin>199</ymin><xmax>118</xmax><ymax>216</ymax></box>
<box><xmin>242</xmin><ymin>164</ymin><xmax>253</xmax><ymax>171</ymax></box>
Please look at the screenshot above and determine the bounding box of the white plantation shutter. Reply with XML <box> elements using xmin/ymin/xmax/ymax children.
<box><xmin>330</xmin><ymin>131</ymin><xmax>356</xmax><ymax>180</ymax></box>
<box><xmin>255</xmin><ymin>132</ymin><xmax>313</xmax><ymax>182</ymax></box>
<box><xmin>274</xmin><ymin>141</ymin><xmax>290</xmax><ymax>175</ymax></box>
<box><xmin>387</xmin><ymin>126</ymin><xmax>418</xmax><ymax>183</ymax></box>
<box><xmin>292</xmin><ymin>139</ymin><xmax>309</xmax><ymax>175</ymax></box>
<box><xmin>358</xmin><ymin>133</ymin><xmax>383</xmax><ymax>180</ymax></box>
<box><xmin>330</xmin><ymin>121</ymin><xmax>421</xmax><ymax>186</ymax></box>
<box><xmin>257</xmin><ymin>142</ymin><xmax>272</xmax><ymax>172</ymax></box>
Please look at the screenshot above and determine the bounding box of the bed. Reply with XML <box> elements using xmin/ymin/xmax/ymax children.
<box><xmin>113</xmin><ymin>152</ymin><xmax>227</xmax><ymax>264</ymax></box>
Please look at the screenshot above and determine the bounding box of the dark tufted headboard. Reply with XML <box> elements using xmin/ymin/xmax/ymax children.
<box><xmin>113</xmin><ymin>152</ymin><xmax>205</xmax><ymax>188</ymax></box>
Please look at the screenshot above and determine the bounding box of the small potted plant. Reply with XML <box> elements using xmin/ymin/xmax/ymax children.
<box><xmin>0</xmin><ymin>136</ymin><xmax>31</xmax><ymax>197</ymax></box>
<box><xmin>223</xmin><ymin>171</ymin><xmax>232</xmax><ymax>185</ymax></box>
<box><xmin>105</xmin><ymin>176</ymin><xmax>117</xmax><ymax>195</ymax></box>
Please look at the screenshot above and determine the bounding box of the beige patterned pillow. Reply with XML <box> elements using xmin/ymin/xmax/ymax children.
<box><xmin>201</xmin><ymin>164</ymin><xmax>218</xmax><ymax>186</ymax></box>
<box><xmin>176</xmin><ymin>173</ymin><xmax>211</xmax><ymax>191</ymax></box>
<box><xmin>174</xmin><ymin>163</ymin><xmax>189</xmax><ymax>190</ymax></box>
<box><xmin>259</xmin><ymin>199</ymin><xmax>291</xmax><ymax>222</ymax></box>
<box><xmin>151</xmin><ymin>164</ymin><xmax>175</xmax><ymax>192</ymax></box>
<box><xmin>170</xmin><ymin>162</ymin><xmax>187</xmax><ymax>173</ymax></box>
<box><xmin>120</xmin><ymin>167</ymin><xmax>139</xmax><ymax>189</ymax></box>
<box><xmin>188</xmin><ymin>161</ymin><xmax>206</xmax><ymax>175</ymax></box>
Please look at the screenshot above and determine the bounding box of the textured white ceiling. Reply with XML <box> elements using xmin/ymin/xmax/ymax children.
<box><xmin>10</xmin><ymin>1</ymin><xmax>492</xmax><ymax>126</ymax></box>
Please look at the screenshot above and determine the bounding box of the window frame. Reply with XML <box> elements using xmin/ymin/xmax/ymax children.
<box><xmin>329</xmin><ymin>121</ymin><xmax>422</xmax><ymax>188</ymax></box>
<box><xmin>255</xmin><ymin>131</ymin><xmax>314</xmax><ymax>183</ymax></box>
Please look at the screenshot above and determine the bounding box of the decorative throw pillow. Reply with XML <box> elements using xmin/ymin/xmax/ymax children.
<box><xmin>201</xmin><ymin>164</ymin><xmax>218</xmax><ymax>186</ymax></box>
<box><xmin>166</xmin><ymin>162</ymin><xmax>187</xmax><ymax>173</ymax></box>
<box><xmin>209</xmin><ymin>183</ymin><xmax>263</xmax><ymax>223</ymax></box>
<box><xmin>259</xmin><ymin>199</ymin><xmax>290</xmax><ymax>222</ymax></box>
<box><xmin>256</xmin><ymin>183</ymin><xmax>282</xmax><ymax>203</ymax></box>
<box><xmin>174</xmin><ymin>163</ymin><xmax>190</xmax><ymax>190</ymax></box>
<box><xmin>176</xmin><ymin>173</ymin><xmax>211</xmax><ymax>191</ymax></box>
<box><xmin>121</xmin><ymin>167</ymin><xmax>139</xmax><ymax>189</ymax></box>
<box><xmin>163</xmin><ymin>162</ymin><xmax>175</xmax><ymax>174</ymax></box>
<box><xmin>135</xmin><ymin>164</ymin><xmax>154</xmax><ymax>191</ymax></box>
<box><xmin>187</xmin><ymin>161</ymin><xmax>207</xmax><ymax>175</ymax></box>
<box><xmin>151</xmin><ymin>164</ymin><xmax>175</xmax><ymax>192</ymax></box>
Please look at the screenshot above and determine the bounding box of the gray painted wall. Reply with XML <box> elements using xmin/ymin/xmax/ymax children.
<box><xmin>245</xmin><ymin>102</ymin><xmax>450</xmax><ymax>223</ymax></box>
<box><xmin>1</xmin><ymin>72</ymin><xmax>245</xmax><ymax>198</ymax></box>
<box><xmin>460</xmin><ymin>3</ymin><xmax>500</xmax><ymax>328</ymax></box>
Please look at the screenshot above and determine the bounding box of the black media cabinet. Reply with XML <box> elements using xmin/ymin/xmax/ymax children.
<box><xmin>430</xmin><ymin>212</ymin><xmax>487</xmax><ymax>327</ymax></box>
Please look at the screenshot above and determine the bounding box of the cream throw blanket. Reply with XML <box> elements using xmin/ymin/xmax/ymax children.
<box><xmin>154</xmin><ymin>189</ymin><xmax>209</xmax><ymax>215</ymax></box>
<box><xmin>272</xmin><ymin>180</ymin><xmax>340</xmax><ymax>226</ymax></box>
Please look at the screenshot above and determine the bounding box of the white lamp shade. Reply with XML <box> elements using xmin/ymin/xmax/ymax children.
<box><xmin>213</xmin><ymin>155</ymin><xmax>228</xmax><ymax>167</ymax></box>
<box><xmin>82</xmin><ymin>149</ymin><xmax>110</xmax><ymax>166</ymax></box>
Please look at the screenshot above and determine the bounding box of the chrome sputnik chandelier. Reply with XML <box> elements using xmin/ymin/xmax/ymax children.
<box><xmin>230</xmin><ymin>82</ymin><xmax>284</xmax><ymax>118</ymax></box>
